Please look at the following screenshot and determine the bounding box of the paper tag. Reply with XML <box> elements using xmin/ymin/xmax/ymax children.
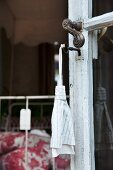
<box><xmin>20</xmin><ymin>109</ymin><xmax>31</xmax><ymax>130</ymax></box>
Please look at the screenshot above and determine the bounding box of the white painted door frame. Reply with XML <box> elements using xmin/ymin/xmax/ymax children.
<box><xmin>68</xmin><ymin>0</ymin><xmax>113</xmax><ymax>170</ymax></box>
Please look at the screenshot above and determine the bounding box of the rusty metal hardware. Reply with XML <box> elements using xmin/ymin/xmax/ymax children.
<box><xmin>63</xmin><ymin>46</ymin><xmax>81</xmax><ymax>56</ymax></box>
<box><xmin>62</xmin><ymin>19</ymin><xmax>85</xmax><ymax>48</ymax></box>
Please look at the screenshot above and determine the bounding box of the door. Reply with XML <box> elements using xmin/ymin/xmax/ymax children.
<box><xmin>68</xmin><ymin>0</ymin><xmax>113</xmax><ymax>170</ymax></box>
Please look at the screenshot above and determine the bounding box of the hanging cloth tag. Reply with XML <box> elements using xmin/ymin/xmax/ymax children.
<box><xmin>20</xmin><ymin>109</ymin><xmax>31</xmax><ymax>130</ymax></box>
<box><xmin>50</xmin><ymin>44</ymin><xmax>75</xmax><ymax>157</ymax></box>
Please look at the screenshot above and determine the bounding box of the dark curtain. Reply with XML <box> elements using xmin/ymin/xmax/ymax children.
<box><xmin>38</xmin><ymin>43</ymin><xmax>69</xmax><ymax>95</ymax></box>
<box><xmin>1</xmin><ymin>34</ymin><xmax>55</xmax><ymax>96</ymax></box>
<box><xmin>1</xmin><ymin>28</ymin><xmax>11</xmax><ymax>95</ymax></box>
<box><xmin>13</xmin><ymin>43</ymin><xmax>39</xmax><ymax>96</ymax></box>
<box><xmin>38</xmin><ymin>43</ymin><xmax>54</xmax><ymax>95</ymax></box>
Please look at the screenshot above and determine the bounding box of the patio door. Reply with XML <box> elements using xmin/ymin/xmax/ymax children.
<box><xmin>68</xmin><ymin>0</ymin><xmax>113</xmax><ymax>169</ymax></box>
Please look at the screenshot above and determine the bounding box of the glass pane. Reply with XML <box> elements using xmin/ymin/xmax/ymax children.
<box><xmin>93</xmin><ymin>1</ymin><xmax>113</xmax><ymax>169</ymax></box>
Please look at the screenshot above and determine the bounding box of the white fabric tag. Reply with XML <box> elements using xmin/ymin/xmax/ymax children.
<box><xmin>20</xmin><ymin>109</ymin><xmax>31</xmax><ymax>130</ymax></box>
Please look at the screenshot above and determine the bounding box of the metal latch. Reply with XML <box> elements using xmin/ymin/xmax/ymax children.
<box><xmin>62</xmin><ymin>19</ymin><xmax>85</xmax><ymax>49</ymax></box>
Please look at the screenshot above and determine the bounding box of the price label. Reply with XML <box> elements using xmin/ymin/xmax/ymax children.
<box><xmin>20</xmin><ymin>109</ymin><xmax>31</xmax><ymax>130</ymax></box>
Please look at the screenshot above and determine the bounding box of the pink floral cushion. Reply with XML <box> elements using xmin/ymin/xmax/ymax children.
<box><xmin>0</xmin><ymin>132</ymin><xmax>70</xmax><ymax>170</ymax></box>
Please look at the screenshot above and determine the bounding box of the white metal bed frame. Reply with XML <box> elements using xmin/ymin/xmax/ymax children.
<box><xmin>0</xmin><ymin>95</ymin><xmax>55</xmax><ymax>131</ymax></box>
<box><xmin>0</xmin><ymin>95</ymin><xmax>55</xmax><ymax>169</ymax></box>
<box><xmin>0</xmin><ymin>95</ymin><xmax>70</xmax><ymax>170</ymax></box>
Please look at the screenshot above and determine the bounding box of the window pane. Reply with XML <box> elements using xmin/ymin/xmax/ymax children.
<box><xmin>93</xmin><ymin>1</ymin><xmax>113</xmax><ymax>169</ymax></box>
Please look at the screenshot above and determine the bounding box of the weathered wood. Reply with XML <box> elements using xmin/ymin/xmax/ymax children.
<box><xmin>68</xmin><ymin>1</ymin><xmax>113</xmax><ymax>170</ymax></box>
<box><xmin>69</xmin><ymin>0</ymin><xmax>95</xmax><ymax>170</ymax></box>
<box><xmin>84</xmin><ymin>11</ymin><xmax>113</xmax><ymax>31</ymax></box>
<box><xmin>92</xmin><ymin>30</ymin><xmax>98</xmax><ymax>59</ymax></box>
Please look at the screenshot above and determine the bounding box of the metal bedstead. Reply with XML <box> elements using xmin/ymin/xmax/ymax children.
<box><xmin>0</xmin><ymin>95</ymin><xmax>54</xmax><ymax>132</ymax></box>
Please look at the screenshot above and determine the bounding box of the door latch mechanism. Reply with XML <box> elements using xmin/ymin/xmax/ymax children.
<box><xmin>62</xmin><ymin>19</ymin><xmax>85</xmax><ymax>49</ymax></box>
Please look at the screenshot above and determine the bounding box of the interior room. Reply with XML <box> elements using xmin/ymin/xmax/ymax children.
<box><xmin>0</xmin><ymin>0</ymin><xmax>70</xmax><ymax>169</ymax></box>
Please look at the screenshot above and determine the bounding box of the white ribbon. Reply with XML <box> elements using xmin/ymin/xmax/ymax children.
<box><xmin>58</xmin><ymin>44</ymin><xmax>65</xmax><ymax>86</ymax></box>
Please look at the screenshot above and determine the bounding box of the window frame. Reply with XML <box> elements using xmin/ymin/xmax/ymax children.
<box><xmin>68</xmin><ymin>0</ymin><xmax>113</xmax><ymax>169</ymax></box>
